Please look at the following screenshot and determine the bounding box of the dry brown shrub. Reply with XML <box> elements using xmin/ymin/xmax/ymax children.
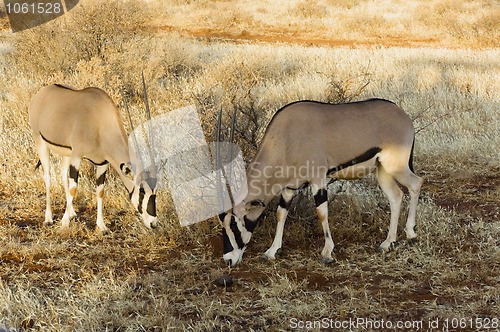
<box><xmin>8</xmin><ymin>0</ymin><xmax>151</xmax><ymax>77</ymax></box>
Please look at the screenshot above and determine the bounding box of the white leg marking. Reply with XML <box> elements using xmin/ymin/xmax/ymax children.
<box><xmin>38</xmin><ymin>144</ymin><xmax>53</xmax><ymax>225</ymax></box>
<box><xmin>395</xmin><ymin>171</ymin><xmax>423</xmax><ymax>240</ymax></box>
<box><xmin>61</xmin><ymin>157</ymin><xmax>76</xmax><ymax>225</ymax></box>
<box><xmin>264</xmin><ymin>206</ymin><xmax>288</xmax><ymax>260</ymax></box>
<box><xmin>377</xmin><ymin>166</ymin><xmax>403</xmax><ymax>252</ymax></box>
<box><xmin>95</xmin><ymin>164</ymin><xmax>109</xmax><ymax>233</ymax></box>
<box><xmin>317</xmin><ymin>201</ymin><xmax>334</xmax><ymax>262</ymax></box>
<box><xmin>61</xmin><ymin>158</ymin><xmax>81</xmax><ymax>230</ymax></box>
<box><xmin>263</xmin><ymin>188</ymin><xmax>295</xmax><ymax>260</ymax></box>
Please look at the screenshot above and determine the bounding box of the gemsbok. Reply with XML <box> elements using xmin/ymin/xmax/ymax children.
<box><xmin>29</xmin><ymin>84</ymin><xmax>157</xmax><ymax>232</ymax></box>
<box><xmin>219</xmin><ymin>99</ymin><xmax>423</xmax><ymax>266</ymax></box>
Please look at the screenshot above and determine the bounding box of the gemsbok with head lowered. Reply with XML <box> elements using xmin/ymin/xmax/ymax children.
<box><xmin>219</xmin><ymin>99</ymin><xmax>423</xmax><ymax>266</ymax></box>
<box><xmin>29</xmin><ymin>84</ymin><xmax>157</xmax><ymax>232</ymax></box>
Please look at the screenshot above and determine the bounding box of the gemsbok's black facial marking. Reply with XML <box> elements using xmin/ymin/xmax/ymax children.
<box><xmin>138</xmin><ymin>188</ymin><xmax>145</xmax><ymax>214</ymax></box>
<box><xmin>69</xmin><ymin>165</ymin><xmax>79</xmax><ymax>183</ymax></box>
<box><xmin>230</xmin><ymin>216</ymin><xmax>245</xmax><ymax>249</ymax></box>
<box><xmin>327</xmin><ymin>147</ymin><xmax>382</xmax><ymax>176</ymax></box>
<box><xmin>222</xmin><ymin>228</ymin><xmax>233</xmax><ymax>254</ymax></box>
<box><xmin>314</xmin><ymin>188</ymin><xmax>328</xmax><ymax>207</ymax></box>
<box><xmin>146</xmin><ymin>195</ymin><xmax>156</xmax><ymax>217</ymax></box>
<box><xmin>128</xmin><ymin>187</ymin><xmax>134</xmax><ymax>200</ymax></box>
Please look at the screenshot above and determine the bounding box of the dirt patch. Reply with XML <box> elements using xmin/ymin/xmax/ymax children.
<box><xmin>424</xmin><ymin>165</ymin><xmax>500</xmax><ymax>220</ymax></box>
<box><xmin>157</xmin><ymin>25</ymin><xmax>448</xmax><ymax>49</ymax></box>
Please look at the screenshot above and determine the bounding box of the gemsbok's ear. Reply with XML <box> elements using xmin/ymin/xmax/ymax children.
<box><xmin>120</xmin><ymin>163</ymin><xmax>133</xmax><ymax>177</ymax></box>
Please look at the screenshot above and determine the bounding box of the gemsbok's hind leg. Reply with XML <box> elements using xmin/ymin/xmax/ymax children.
<box><xmin>95</xmin><ymin>164</ymin><xmax>109</xmax><ymax>233</ymax></box>
<box><xmin>61</xmin><ymin>157</ymin><xmax>77</xmax><ymax>224</ymax></box>
<box><xmin>263</xmin><ymin>187</ymin><xmax>296</xmax><ymax>260</ymax></box>
<box><xmin>61</xmin><ymin>157</ymin><xmax>81</xmax><ymax>229</ymax></box>
<box><xmin>312</xmin><ymin>183</ymin><xmax>334</xmax><ymax>263</ymax></box>
<box><xmin>37</xmin><ymin>142</ymin><xmax>53</xmax><ymax>225</ymax></box>
<box><xmin>376</xmin><ymin>165</ymin><xmax>403</xmax><ymax>252</ymax></box>
<box><xmin>394</xmin><ymin>170</ymin><xmax>423</xmax><ymax>240</ymax></box>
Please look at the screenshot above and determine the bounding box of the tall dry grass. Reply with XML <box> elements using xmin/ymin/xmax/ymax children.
<box><xmin>0</xmin><ymin>0</ymin><xmax>498</xmax><ymax>330</ymax></box>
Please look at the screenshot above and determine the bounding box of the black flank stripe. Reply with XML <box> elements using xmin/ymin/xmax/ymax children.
<box><xmin>327</xmin><ymin>147</ymin><xmax>381</xmax><ymax>176</ymax></box>
<box><xmin>39</xmin><ymin>132</ymin><xmax>72</xmax><ymax>150</ymax></box>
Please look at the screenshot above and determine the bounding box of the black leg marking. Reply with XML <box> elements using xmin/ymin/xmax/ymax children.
<box><xmin>279</xmin><ymin>194</ymin><xmax>292</xmax><ymax>209</ymax></box>
<box><xmin>69</xmin><ymin>165</ymin><xmax>79</xmax><ymax>183</ymax></box>
<box><xmin>96</xmin><ymin>172</ymin><xmax>106</xmax><ymax>187</ymax></box>
<box><xmin>314</xmin><ymin>188</ymin><xmax>328</xmax><ymax>207</ymax></box>
<box><xmin>244</xmin><ymin>216</ymin><xmax>259</xmax><ymax>232</ymax></box>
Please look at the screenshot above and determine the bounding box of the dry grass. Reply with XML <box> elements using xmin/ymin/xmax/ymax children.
<box><xmin>0</xmin><ymin>0</ymin><xmax>499</xmax><ymax>330</ymax></box>
<box><xmin>152</xmin><ymin>0</ymin><xmax>500</xmax><ymax>49</ymax></box>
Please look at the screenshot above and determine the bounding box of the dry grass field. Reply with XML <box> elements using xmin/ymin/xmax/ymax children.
<box><xmin>0</xmin><ymin>0</ymin><xmax>499</xmax><ymax>330</ymax></box>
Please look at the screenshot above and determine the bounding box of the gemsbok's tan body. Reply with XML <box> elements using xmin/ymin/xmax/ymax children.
<box><xmin>29</xmin><ymin>84</ymin><xmax>157</xmax><ymax>232</ymax></box>
<box><xmin>219</xmin><ymin>99</ymin><xmax>423</xmax><ymax>266</ymax></box>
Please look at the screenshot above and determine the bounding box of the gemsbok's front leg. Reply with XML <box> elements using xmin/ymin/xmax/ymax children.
<box><xmin>263</xmin><ymin>187</ymin><xmax>296</xmax><ymax>260</ymax></box>
<box><xmin>313</xmin><ymin>184</ymin><xmax>334</xmax><ymax>263</ymax></box>
<box><xmin>61</xmin><ymin>157</ymin><xmax>81</xmax><ymax>230</ymax></box>
<box><xmin>95</xmin><ymin>164</ymin><xmax>109</xmax><ymax>233</ymax></box>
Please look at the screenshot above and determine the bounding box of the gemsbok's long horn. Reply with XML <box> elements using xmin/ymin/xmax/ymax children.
<box><xmin>141</xmin><ymin>71</ymin><xmax>157</xmax><ymax>180</ymax></box>
<box><xmin>215</xmin><ymin>107</ymin><xmax>224</xmax><ymax>213</ymax></box>
<box><xmin>122</xmin><ymin>90</ymin><xmax>142</xmax><ymax>173</ymax></box>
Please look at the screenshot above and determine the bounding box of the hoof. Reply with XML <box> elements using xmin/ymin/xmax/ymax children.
<box><xmin>407</xmin><ymin>237</ymin><xmax>419</xmax><ymax>246</ymax></box>
<box><xmin>320</xmin><ymin>257</ymin><xmax>334</xmax><ymax>264</ymax></box>
<box><xmin>260</xmin><ymin>254</ymin><xmax>271</xmax><ymax>262</ymax></box>
<box><xmin>377</xmin><ymin>241</ymin><xmax>398</xmax><ymax>253</ymax></box>
<box><xmin>97</xmin><ymin>226</ymin><xmax>110</xmax><ymax>235</ymax></box>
